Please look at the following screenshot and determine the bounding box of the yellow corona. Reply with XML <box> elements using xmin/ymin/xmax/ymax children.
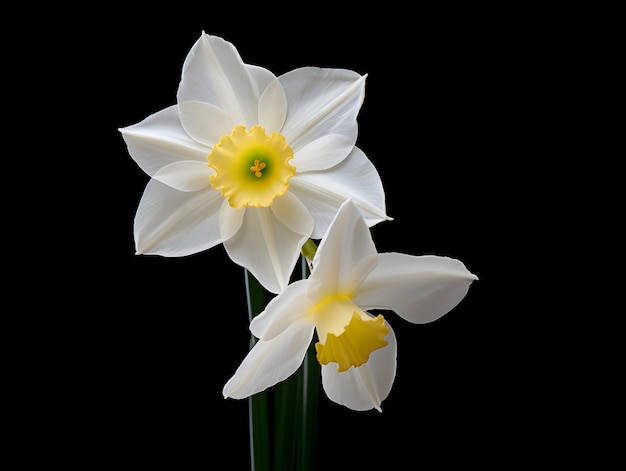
<box><xmin>208</xmin><ymin>125</ymin><xmax>296</xmax><ymax>208</ymax></box>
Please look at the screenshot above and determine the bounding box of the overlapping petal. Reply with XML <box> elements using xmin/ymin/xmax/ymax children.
<box><xmin>279</xmin><ymin>67</ymin><xmax>364</xmax><ymax>153</ymax></box>
<box><xmin>120</xmin><ymin>106</ymin><xmax>208</xmax><ymax>177</ymax></box>
<box><xmin>353</xmin><ymin>253</ymin><xmax>478</xmax><ymax>324</ymax></box>
<box><xmin>152</xmin><ymin>161</ymin><xmax>212</xmax><ymax>192</ymax></box>
<box><xmin>223</xmin><ymin>318</ymin><xmax>315</xmax><ymax>399</ymax></box>
<box><xmin>223</xmin><ymin>193</ymin><xmax>312</xmax><ymax>294</ymax></box>
<box><xmin>250</xmin><ymin>279</ymin><xmax>312</xmax><ymax>340</ymax></box>
<box><xmin>290</xmin><ymin>147</ymin><xmax>391</xmax><ymax>239</ymax></box>
<box><xmin>270</xmin><ymin>192</ymin><xmax>315</xmax><ymax>237</ymax></box>
<box><xmin>291</xmin><ymin>134</ymin><xmax>356</xmax><ymax>173</ymax></box>
<box><xmin>257</xmin><ymin>77</ymin><xmax>287</xmax><ymax>133</ymax></box>
<box><xmin>309</xmin><ymin>197</ymin><xmax>378</xmax><ymax>298</ymax></box>
<box><xmin>134</xmin><ymin>179</ymin><xmax>223</xmax><ymax>256</ymax></box>
<box><xmin>178</xmin><ymin>100</ymin><xmax>235</xmax><ymax>146</ymax></box>
<box><xmin>176</xmin><ymin>33</ymin><xmax>276</xmax><ymax>127</ymax></box>
<box><xmin>321</xmin><ymin>323</ymin><xmax>397</xmax><ymax>412</ymax></box>
<box><xmin>217</xmin><ymin>201</ymin><xmax>245</xmax><ymax>241</ymax></box>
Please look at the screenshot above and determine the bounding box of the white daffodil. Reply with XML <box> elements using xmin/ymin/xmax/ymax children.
<box><xmin>223</xmin><ymin>199</ymin><xmax>478</xmax><ymax>412</ymax></box>
<box><xmin>120</xmin><ymin>32</ymin><xmax>389</xmax><ymax>294</ymax></box>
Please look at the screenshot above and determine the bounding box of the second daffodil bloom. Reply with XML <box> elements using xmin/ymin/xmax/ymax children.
<box><xmin>223</xmin><ymin>199</ymin><xmax>478</xmax><ymax>411</ymax></box>
<box><xmin>120</xmin><ymin>32</ymin><xmax>389</xmax><ymax>294</ymax></box>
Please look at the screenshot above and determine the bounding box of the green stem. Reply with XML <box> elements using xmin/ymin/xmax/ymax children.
<box><xmin>273</xmin><ymin>255</ymin><xmax>320</xmax><ymax>471</ymax></box>
<box><xmin>273</xmin><ymin>366</ymin><xmax>301</xmax><ymax>469</ymax></box>
<box><xmin>297</xmin><ymin>255</ymin><xmax>320</xmax><ymax>471</ymax></box>
<box><xmin>245</xmin><ymin>249</ymin><xmax>320</xmax><ymax>470</ymax></box>
<box><xmin>301</xmin><ymin>238</ymin><xmax>318</xmax><ymax>267</ymax></box>
<box><xmin>297</xmin><ymin>338</ymin><xmax>320</xmax><ymax>470</ymax></box>
<box><xmin>245</xmin><ymin>269</ymin><xmax>270</xmax><ymax>471</ymax></box>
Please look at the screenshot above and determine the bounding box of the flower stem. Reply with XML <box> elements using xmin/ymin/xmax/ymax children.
<box><xmin>271</xmin><ymin>256</ymin><xmax>320</xmax><ymax>470</ymax></box>
<box><xmin>301</xmin><ymin>238</ymin><xmax>318</xmax><ymax>271</ymax></box>
<box><xmin>296</xmin><ymin>256</ymin><xmax>319</xmax><ymax>471</ymax></box>
<box><xmin>245</xmin><ymin>269</ymin><xmax>270</xmax><ymax>471</ymax></box>
<box><xmin>298</xmin><ymin>331</ymin><xmax>320</xmax><ymax>471</ymax></box>
<box><xmin>244</xmin><ymin>255</ymin><xmax>319</xmax><ymax>471</ymax></box>
<box><xmin>273</xmin><ymin>367</ymin><xmax>301</xmax><ymax>468</ymax></box>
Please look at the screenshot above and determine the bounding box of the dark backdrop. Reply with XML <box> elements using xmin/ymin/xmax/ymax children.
<box><xmin>97</xmin><ymin>9</ymin><xmax>551</xmax><ymax>469</ymax></box>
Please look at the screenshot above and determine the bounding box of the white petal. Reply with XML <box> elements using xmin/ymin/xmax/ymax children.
<box><xmin>176</xmin><ymin>33</ymin><xmax>276</xmax><ymax>127</ymax></box>
<box><xmin>290</xmin><ymin>146</ymin><xmax>391</xmax><ymax>239</ymax></box>
<box><xmin>270</xmin><ymin>192</ymin><xmax>315</xmax><ymax>241</ymax></box>
<box><xmin>152</xmin><ymin>161</ymin><xmax>212</xmax><ymax>192</ymax></box>
<box><xmin>292</xmin><ymin>134</ymin><xmax>356</xmax><ymax>173</ymax></box>
<box><xmin>218</xmin><ymin>200</ymin><xmax>245</xmax><ymax>242</ymax></box>
<box><xmin>134</xmin><ymin>178</ymin><xmax>223</xmax><ymax>256</ymax></box>
<box><xmin>354</xmin><ymin>254</ymin><xmax>478</xmax><ymax>324</ymax></box>
<box><xmin>309</xmin><ymin>200</ymin><xmax>378</xmax><ymax>298</ymax></box>
<box><xmin>250</xmin><ymin>279</ymin><xmax>311</xmax><ymax>340</ymax></box>
<box><xmin>246</xmin><ymin>63</ymin><xmax>280</xmax><ymax>101</ymax></box>
<box><xmin>178</xmin><ymin>100</ymin><xmax>235</xmax><ymax>146</ymax></box>
<box><xmin>257</xmin><ymin>77</ymin><xmax>287</xmax><ymax>133</ymax></box>
<box><xmin>321</xmin><ymin>322</ymin><xmax>397</xmax><ymax>411</ymax></box>
<box><xmin>223</xmin><ymin>204</ymin><xmax>310</xmax><ymax>294</ymax></box>
<box><xmin>223</xmin><ymin>318</ymin><xmax>315</xmax><ymax>399</ymax></box>
<box><xmin>279</xmin><ymin>67</ymin><xmax>364</xmax><ymax>152</ymax></box>
<box><xmin>120</xmin><ymin>105</ymin><xmax>209</xmax><ymax>177</ymax></box>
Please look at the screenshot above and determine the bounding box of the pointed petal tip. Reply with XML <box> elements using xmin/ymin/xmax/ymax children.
<box><xmin>465</xmin><ymin>268</ymin><xmax>479</xmax><ymax>281</ymax></box>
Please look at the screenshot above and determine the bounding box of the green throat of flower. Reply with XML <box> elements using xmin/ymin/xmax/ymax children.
<box><xmin>311</xmin><ymin>295</ymin><xmax>389</xmax><ymax>372</ymax></box>
<box><xmin>208</xmin><ymin>125</ymin><xmax>296</xmax><ymax>208</ymax></box>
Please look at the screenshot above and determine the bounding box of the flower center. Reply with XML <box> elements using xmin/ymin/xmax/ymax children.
<box><xmin>311</xmin><ymin>295</ymin><xmax>389</xmax><ymax>372</ymax></box>
<box><xmin>207</xmin><ymin>125</ymin><xmax>296</xmax><ymax>208</ymax></box>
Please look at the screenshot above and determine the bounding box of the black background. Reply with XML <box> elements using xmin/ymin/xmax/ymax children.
<box><xmin>81</xmin><ymin>7</ymin><xmax>571</xmax><ymax>469</ymax></box>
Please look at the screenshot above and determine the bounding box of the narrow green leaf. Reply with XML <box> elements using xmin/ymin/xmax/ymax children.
<box><xmin>273</xmin><ymin>368</ymin><xmax>301</xmax><ymax>469</ymax></box>
<box><xmin>297</xmin><ymin>342</ymin><xmax>320</xmax><ymax>471</ymax></box>
<box><xmin>244</xmin><ymin>256</ymin><xmax>320</xmax><ymax>471</ymax></box>
<box><xmin>249</xmin><ymin>392</ymin><xmax>270</xmax><ymax>471</ymax></box>
<box><xmin>297</xmin><ymin>255</ymin><xmax>320</xmax><ymax>471</ymax></box>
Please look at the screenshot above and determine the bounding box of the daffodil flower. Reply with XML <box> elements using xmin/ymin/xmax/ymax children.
<box><xmin>223</xmin><ymin>200</ymin><xmax>478</xmax><ymax>411</ymax></box>
<box><xmin>120</xmin><ymin>32</ymin><xmax>389</xmax><ymax>294</ymax></box>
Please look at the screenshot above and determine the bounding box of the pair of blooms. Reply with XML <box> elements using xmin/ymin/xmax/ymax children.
<box><xmin>120</xmin><ymin>32</ymin><xmax>477</xmax><ymax>411</ymax></box>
